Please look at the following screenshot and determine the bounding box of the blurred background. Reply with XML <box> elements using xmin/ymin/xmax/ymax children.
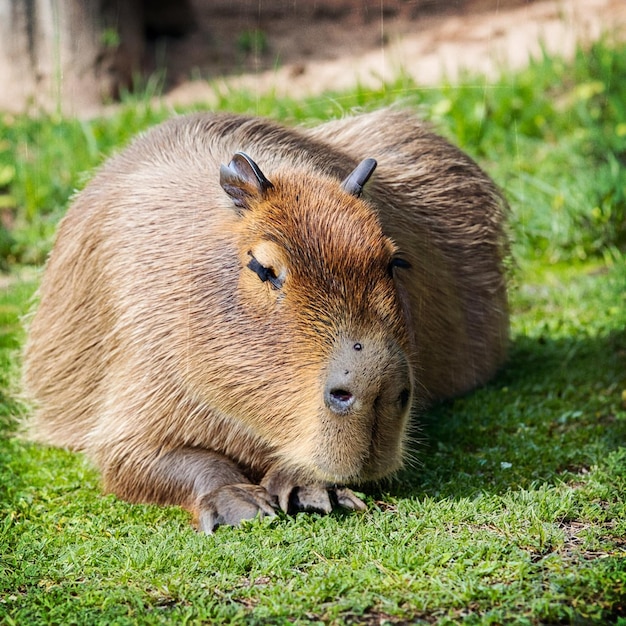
<box><xmin>2</xmin><ymin>0</ymin><xmax>625</xmax><ymax>115</ymax></box>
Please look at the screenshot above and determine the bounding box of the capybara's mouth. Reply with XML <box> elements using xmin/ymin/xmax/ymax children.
<box><xmin>311</xmin><ymin>416</ymin><xmax>406</xmax><ymax>485</ymax></box>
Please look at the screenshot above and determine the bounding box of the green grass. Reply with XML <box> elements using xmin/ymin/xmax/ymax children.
<box><xmin>1</xmin><ymin>38</ymin><xmax>626</xmax><ymax>624</ymax></box>
<box><xmin>2</xmin><ymin>39</ymin><xmax>625</xmax><ymax>266</ymax></box>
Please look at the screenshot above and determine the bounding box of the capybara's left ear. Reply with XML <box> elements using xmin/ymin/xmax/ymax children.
<box><xmin>220</xmin><ymin>152</ymin><xmax>274</xmax><ymax>211</ymax></box>
<box><xmin>341</xmin><ymin>158</ymin><xmax>377</xmax><ymax>198</ymax></box>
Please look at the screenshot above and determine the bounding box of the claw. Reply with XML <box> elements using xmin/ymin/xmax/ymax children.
<box><xmin>332</xmin><ymin>486</ymin><xmax>367</xmax><ymax>511</ymax></box>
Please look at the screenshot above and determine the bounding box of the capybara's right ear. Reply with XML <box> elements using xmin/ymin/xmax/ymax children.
<box><xmin>220</xmin><ymin>152</ymin><xmax>274</xmax><ymax>211</ymax></box>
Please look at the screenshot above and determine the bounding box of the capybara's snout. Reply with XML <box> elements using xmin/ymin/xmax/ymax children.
<box><xmin>323</xmin><ymin>336</ymin><xmax>412</xmax><ymax>419</ymax></box>
<box><xmin>316</xmin><ymin>334</ymin><xmax>412</xmax><ymax>482</ymax></box>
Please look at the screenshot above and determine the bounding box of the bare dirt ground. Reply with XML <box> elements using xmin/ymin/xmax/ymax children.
<box><xmin>150</xmin><ymin>0</ymin><xmax>626</xmax><ymax>109</ymax></box>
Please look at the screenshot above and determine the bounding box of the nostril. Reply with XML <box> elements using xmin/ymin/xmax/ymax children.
<box><xmin>331</xmin><ymin>388</ymin><xmax>353</xmax><ymax>403</ymax></box>
<box><xmin>326</xmin><ymin>388</ymin><xmax>355</xmax><ymax>414</ymax></box>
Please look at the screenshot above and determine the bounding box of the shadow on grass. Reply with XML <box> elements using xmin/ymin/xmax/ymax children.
<box><xmin>391</xmin><ymin>328</ymin><xmax>626</xmax><ymax>500</ymax></box>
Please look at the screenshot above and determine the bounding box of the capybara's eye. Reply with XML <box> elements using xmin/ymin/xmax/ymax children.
<box><xmin>388</xmin><ymin>256</ymin><xmax>411</xmax><ymax>277</ymax></box>
<box><xmin>247</xmin><ymin>255</ymin><xmax>284</xmax><ymax>290</ymax></box>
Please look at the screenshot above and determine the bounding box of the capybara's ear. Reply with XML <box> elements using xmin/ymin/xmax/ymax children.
<box><xmin>340</xmin><ymin>158</ymin><xmax>377</xmax><ymax>198</ymax></box>
<box><xmin>220</xmin><ymin>152</ymin><xmax>274</xmax><ymax>211</ymax></box>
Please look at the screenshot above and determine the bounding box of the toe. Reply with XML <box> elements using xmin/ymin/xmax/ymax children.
<box><xmin>291</xmin><ymin>485</ymin><xmax>332</xmax><ymax>514</ymax></box>
<box><xmin>194</xmin><ymin>484</ymin><xmax>277</xmax><ymax>533</ymax></box>
<box><xmin>332</xmin><ymin>487</ymin><xmax>367</xmax><ymax>511</ymax></box>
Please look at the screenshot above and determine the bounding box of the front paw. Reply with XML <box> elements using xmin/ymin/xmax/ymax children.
<box><xmin>194</xmin><ymin>483</ymin><xmax>277</xmax><ymax>533</ymax></box>
<box><xmin>292</xmin><ymin>485</ymin><xmax>367</xmax><ymax>515</ymax></box>
<box><xmin>261</xmin><ymin>470</ymin><xmax>367</xmax><ymax>516</ymax></box>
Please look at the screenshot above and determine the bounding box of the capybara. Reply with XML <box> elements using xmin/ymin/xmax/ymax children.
<box><xmin>22</xmin><ymin>109</ymin><xmax>508</xmax><ymax>532</ymax></box>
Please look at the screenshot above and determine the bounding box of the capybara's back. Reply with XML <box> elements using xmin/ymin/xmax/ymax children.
<box><xmin>22</xmin><ymin>109</ymin><xmax>508</xmax><ymax>531</ymax></box>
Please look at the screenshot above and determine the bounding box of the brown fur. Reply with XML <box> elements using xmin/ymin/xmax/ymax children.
<box><xmin>22</xmin><ymin>109</ymin><xmax>508</xmax><ymax>531</ymax></box>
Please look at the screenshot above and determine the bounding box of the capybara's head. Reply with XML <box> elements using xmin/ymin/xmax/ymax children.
<box><xmin>218</xmin><ymin>153</ymin><xmax>413</xmax><ymax>484</ymax></box>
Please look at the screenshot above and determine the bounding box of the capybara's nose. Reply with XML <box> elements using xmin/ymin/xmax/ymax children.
<box><xmin>324</xmin><ymin>385</ymin><xmax>356</xmax><ymax>415</ymax></box>
<box><xmin>323</xmin><ymin>336</ymin><xmax>411</xmax><ymax>418</ymax></box>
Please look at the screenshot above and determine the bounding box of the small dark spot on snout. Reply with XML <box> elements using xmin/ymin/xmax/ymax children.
<box><xmin>353</xmin><ymin>343</ymin><xmax>362</xmax><ymax>351</ymax></box>
<box><xmin>325</xmin><ymin>387</ymin><xmax>355</xmax><ymax>415</ymax></box>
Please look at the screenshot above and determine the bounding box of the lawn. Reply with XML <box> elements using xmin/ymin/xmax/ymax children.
<box><xmin>1</xmin><ymin>39</ymin><xmax>625</xmax><ymax>624</ymax></box>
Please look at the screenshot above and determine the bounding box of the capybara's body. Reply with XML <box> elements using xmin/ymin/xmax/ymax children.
<box><xmin>22</xmin><ymin>109</ymin><xmax>508</xmax><ymax>531</ymax></box>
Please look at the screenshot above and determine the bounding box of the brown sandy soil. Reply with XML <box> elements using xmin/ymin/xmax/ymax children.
<box><xmin>150</xmin><ymin>0</ymin><xmax>626</xmax><ymax>109</ymax></box>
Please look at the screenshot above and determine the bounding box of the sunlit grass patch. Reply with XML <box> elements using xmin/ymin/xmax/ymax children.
<box><xmin>1</xmin><ymin>38</ymin><xmax>625</xmax><ymax>626</ymax></box>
